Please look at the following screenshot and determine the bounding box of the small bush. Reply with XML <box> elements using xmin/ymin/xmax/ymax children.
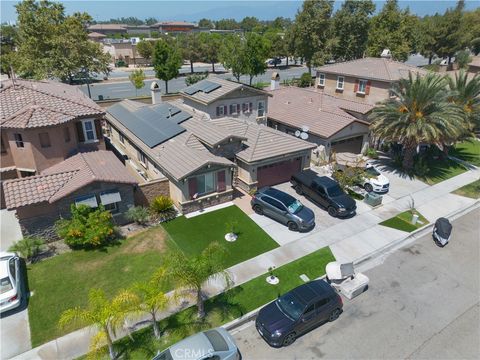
<box><xmin>126</xmin><ymin>206</ymin><xmax>150</xmax><ymax>225</ymax></box>
<box><xmin>298</xmin><ymin>72</ymin><xmax>313</xmax><ymax>87</ymax></box>
<box><xmin>185</xmin><ymin>73</ymin><xmax>208</xmax><ymax>86</ymax></box>
<box><xmin>56</xmin><ymin>205</ymin><xmax>116</xmax><ymax>249</ymax></box>
<box><xmin>413</xmin><ymin>157</ymin><xmax>430</xmax><ymax>177</ymax></box>
<box><xmin>365</xmin><ymin>147</ymin><xmax>379</xmax><ymax>159</ymax></box>
<box><xmin>150</xmin><ymin>196</ymin><xmax>173</xmax><ymax>215</ymax></box>
<box><xmin>9</xmin><ymin>237</ymin><xmax>45</xmax><ymax>263</ymax></box>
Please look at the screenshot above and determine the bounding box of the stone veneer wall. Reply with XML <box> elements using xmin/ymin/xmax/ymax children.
<box><xmin>134</xmin><ymin>178</ymin><xmax>170</xmax><ymax>207</ymax></box>
<box><xmin>180</xmin><ymin>189</ymin><xmax>234</xmax><ymax>214</ymax></box>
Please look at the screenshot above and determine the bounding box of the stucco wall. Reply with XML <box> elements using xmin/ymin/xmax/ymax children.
<box><xmin>134</xmin><ymin>178</ymin><xmax>170</xmax><ymax>206</ymax></box>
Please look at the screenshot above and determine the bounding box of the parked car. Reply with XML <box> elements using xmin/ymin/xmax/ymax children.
<box><xmin>291</xmin><ymin>170</ymin><xmax>356</xmax><ymax>217</ymax></box>
<box><xmin>0</xmin><ymin>252</ymin><xmax>21</xmax><ymax>313</ymax></box>
<box><xmin>267</xmin><ymin>58</ymin><xmax>282</xmax><ymax>66</ymax></box>
<box><xmin>251</xmin><ymin>187</ymin><xmax>315</xmax><ymax>231</ymax></box>
<box><xmin>153</xmin><ymin>327</ymin><xmax>240</xmax><ymax>360</ymax></box>
<box><xmin>363</xmin><ymin>164</ymin><xmax>389</xmax><ymax>193</ymax></box>
<box><xmin>256</xmin><ymin>279</ymin><xmax>343</xmax><ymax>348</ymax></box>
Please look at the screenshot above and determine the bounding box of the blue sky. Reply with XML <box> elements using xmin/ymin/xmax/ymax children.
<box><xmin>1</xmin><ymin>0</ymin><xmax>479</xmax><ymax>23</ymax></box>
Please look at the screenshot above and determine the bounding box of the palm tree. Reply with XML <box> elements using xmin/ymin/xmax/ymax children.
<box><xmin>447</xmin><ymin>70</ymin><xmax>480</xmax><ymax>134</ymax></box>
<box><xmin>159</xmin><ymin>242</ymin><xmax>231</xmax><ymax>319</ymax></box>
<box><xmin>58</xmin><ymin>288</ymin><xmax>135</xmax><ymax>359</ymax></box>
<box><xmin>369</xmin><ymin>72</ymin><xmax>466</xmax><ymax>171</ymax></box>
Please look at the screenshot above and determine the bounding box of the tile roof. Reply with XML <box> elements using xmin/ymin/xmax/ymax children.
<box><xmin>210</xmin><ymin>117</ymin><xmax>316</xmax><ymax>163</ymax></box>
<box><xmin>316</xmin><ymin>57</ymin><xmax>429</xmax><ymax>82</ymax></box>
<box><xmin>152</xmin><ymin>21</ymin><xmax>196</xmax><ymax>27</ymax></box>
<box><xmin>88</xmin><ymin>32</ymin><xmax>107</xmax><ymax>38</ymax></box>
<box><xmin>267</xmin><ymin>87</ymin><xmax>372</xmax><ymax>139</ymax></box>
<box><xmin>3</xmin><ymin>150</ymin><xmax>137</xmax><ymax>209</ymax></box>
<box><xmin>88</xmin><ymin>24</ymin><xmax>128</xmax><ymax>31</ymax></box>
<box><xmin>0</xmin><ymin>79</ymin><xmax>104</xmax><ymax>129</ymax></box>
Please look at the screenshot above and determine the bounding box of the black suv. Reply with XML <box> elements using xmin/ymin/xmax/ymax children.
<box><xmin>256</xmin><ymin>280</ymin><xmax>343</xmax><ymax>348</ymax></box>
<box><xmin>291</xmin><ymin>170</ymin><xmax>356</xmax><ymax>217</ymax></box>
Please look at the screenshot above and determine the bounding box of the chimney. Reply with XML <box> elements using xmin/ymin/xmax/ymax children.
<box><xmin>150</xmin><ymin>81</ymin><xmax>162</xmax><ymax>104</ymax></box>
<box><xmin>270</xmin><ymin>72</ymin><xmax>280</xmax><ymax>91</ymax></box>
<box><xmin>380</xmin><ymin>49</ymin><xmax>392</xmax><ymax>59</ymax></box>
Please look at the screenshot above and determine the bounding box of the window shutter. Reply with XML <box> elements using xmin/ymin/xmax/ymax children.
<box><xmin>249</xmin><ymin>102</ymin><xmax>253</xmax><ymax>112</ymax></box>
<box><xmin>216</xmin><ymin>106</ymin><xmax>220</xmax><ymax>116</ymax></box>
<box><xmin>95</xmin><ymin>120</ymin><xmax>103</xmax><ymax>139</ymax></box>
<box><xmin>237</xmin><ymin>104</ymin><xmax>241</xmax><ymax>114</ymax></box>
<box><xmin>217</xmin><ymin>170</ymin><xmax>226</xmax><ymax>192</ymax></box>
<box><xmin>230</xmin><ymin>104</ymin><xmax>234</xmax><ymax>114</ymax></box>
<box><xmin>224</xmin><ymin>105</ymin><xmax>228</xmax><ymax>115</ymax></box>
<box><xmin>188</xmin><ymin>177</ymin><xmax>198</xmax><ymax>199</ymax></box>
<box><xmin>365</xmin><ymin>81</ymin><xmax>371</xmax><ymax>95</ymax></box>
<box><xmin>76</xmin><ymin>122</ymin><xmax>85</xmax><ymax>142</ymax></box>
<box><xmin>354</xmin><ymin>80</ymin><xmax>359</xmax><ymax>93</ymax></box>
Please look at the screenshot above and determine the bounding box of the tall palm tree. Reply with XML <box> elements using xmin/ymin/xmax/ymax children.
<box><xmin>159</xmin><ymin>242</ymin><xmax>231</xmax><ymax>319</ymax></box>
<box><xmin>447</xmin><ymin>70</ymin><xmax>480</xmax><ymax>134</ymax></box>
<box><xmin>58</xmin><ymin>288</ymin><xmax>135</xmax><ymax>359</ymax></box>
<box><xmin>369</xmin><ymin>72</ymin><xmax>466</xmax><ymax>171</ymax></box>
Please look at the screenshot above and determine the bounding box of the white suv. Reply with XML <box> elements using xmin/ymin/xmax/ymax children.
<box><xmin>363</xmin><ymin>164</ymin><xmax>390</xmax><ymax>193</ymax></box>
<box><xmin>0</xmin><ymin>252</ymin><xmax>21</xmax><ymax>313</ymax></box>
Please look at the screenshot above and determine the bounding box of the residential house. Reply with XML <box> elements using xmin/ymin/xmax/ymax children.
<box><xmin>3</xmin><ymin>151</ymin><xmax>137</xmax><ymax>239</ymax></box>
<box><xmin>267</xmin><ymin>86</ymin><xmax>373</xmax><ymax>155</ymax></box>
<box><xmin>150</xmin><ymin>21</ymin><xmax>197</xmax><ymax>34</ymax></box>
<box><xmin>87</xmin><ymin>32</ymin><xmax>107</xmax><ymax>42</ymax></box>
<box><xmin>467</xmin><ymin>57</ymin><xmax>480</xmax><ymax>75</ymax></box>
<box><xmin>315</xmin><ymin>57</ymin><xmax>428</xmax><ymax>104</ymax></box>
<box><xmin>180</xmin><ymin>77</ymin><xmax>271</xmax><ymax>124</ymax></box>
<box><xmin>87</xmin><ymin>24</ymin><xmax>152</xmax><ymax>37</ymax></box>
<box><xmin>102</xmin><ymin>40</ymin><xmax>147</xmax><ymax>66</ymax></box>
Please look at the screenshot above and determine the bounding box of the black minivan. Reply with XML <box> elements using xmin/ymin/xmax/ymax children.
<box><xmin>255</xmin><ymin>280</ymin><xmax>342</xmax><ymax>347</ymax></box>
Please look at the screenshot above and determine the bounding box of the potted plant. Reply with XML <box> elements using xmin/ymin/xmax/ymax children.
<box><xmin>266</xmin><ymin>266</ymin><xmax>279</xmax><ymax>284</ymax></box>
<box><xmin>224</xmin><ymin>219</ymin><xmax>238</xmax><ymax>242</ymax></box>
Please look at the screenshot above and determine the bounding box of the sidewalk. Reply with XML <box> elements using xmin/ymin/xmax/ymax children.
<box><xmin>12</xmin><ymin>167</ymin><xmax>480</xmax><ymax>359</ymax></box>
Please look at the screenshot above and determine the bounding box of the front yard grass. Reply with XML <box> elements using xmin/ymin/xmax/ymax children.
<box><xmin>418</xmin><ymin>158</ymin><xmax>467</xmax><ymax>185</ymax></box>
<box><xmin>452</xmin><ymin>179</ymin><xmax>480</xmax><ymax>199</ymax></box>
<box><xmin>162</xmin><ymin>205</ymin><xmax>279</xmax><ymax>268</ymax></box>
<box><xmin>97</xmin><ymin>247</ymin><xmax>336</xmax><ymax>359</ymax></box>
<box><xmin>450</xmin><ymin>140</ymin><xmax>480</xmax><ymax>166</ymax></box>
<box><xmin>379</xmin><ymin>210</ymin><xmax>429</xmax><ymax>232</ymax></box>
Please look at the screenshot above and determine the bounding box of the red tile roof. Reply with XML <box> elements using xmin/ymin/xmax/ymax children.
<box><xmin>0</xmin><ymin>79</ymin><xmax>104</xmax><ymax>129</ymax></box>
<box><xmin>3</xmin><ymin>151</ymin><xmax>137</xmax><ymax>209</ymax></box>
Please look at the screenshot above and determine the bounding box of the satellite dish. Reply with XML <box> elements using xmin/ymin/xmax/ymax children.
<box><xmin>300</xmin><ymin>132</ymin><xmax>309</xmax><ymax>140</ymax></box>
<box><xmin>294</xmin><ymin>130</ymin><xmax>301</xmax><ymax>137</ymax></box>
<box><xmin>301</xmin><ymin>125</ymin><xmax>309</xmax><ymax>132</ymax></box>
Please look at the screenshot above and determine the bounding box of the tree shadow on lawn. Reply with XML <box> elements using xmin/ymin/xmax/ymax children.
<box><xmin>449</xmin><ymin>146</ymin><xmax>480</xmax><ymax>166</ymax></box>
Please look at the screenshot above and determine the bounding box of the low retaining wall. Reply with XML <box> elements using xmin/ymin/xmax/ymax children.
<box><xmin>180</xmin><ymin>190</ymin><xmax>234</xmax><ymax>214</ymax></box>
<box><xmin>134</xmin><ymin>178</ymin><xmax>170</xmax><ymax>207</ymax></box>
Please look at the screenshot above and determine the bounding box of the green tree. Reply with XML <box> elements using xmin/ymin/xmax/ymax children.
<box><xmin>369</xmin><ymin>73</ymin><xmax>466</xmax><ymax>171</ymax></box>
<box><xmin>366</xmin><ymin>0</ymin><xmax>418</xmax><ymax>61</ymax></box>
<box><xmin>331</xmin><ymin>0</ymin><xmax>375</xmax><ymax>61</ymax></box>
<box><xmin>215</xmin><ymin>18</ymin><xmax>240</xmax><ymax>30</ymax></box>
<box><xmin>0</xmin><ymin>24</ymin><xmax>17</xmax><ymax>76</ymax></box>
<box><xmin>136</xmin><ymin>40</ymin><xmax>155</xmax><ymax>63</ymax></box>
<box><xmin>240</xmin><ymin>16</ymin><xmax>261</xmax><ymax>32</ymax></box>
<box><xmin>264</xmin><ymin>29</ymin><xmax>287</xmax><ymax>66</ymax></box>
<box><xmin>243</xmin><ymin>32</ymin><xmax>271</xmax><ymax>85</ymax></box>
<box><xmin>271</xmin><ymin>16</ymin><xmax>293</xmax><ymax>30</ymax></box>
<box><xmin>447</xmin><ymin>70</ymin><xmax>480</xmax><ymax>133</ymax></box>
<box><xmin>129</xmin><ymin>69</ymin><xmax>145</xmax><ymax>96</ymax></box>
<box><xmin>292</xmin><ymin>0</ymin><xmax>334</xmax><ymax>73</ymax></box>
<box><xmin>455</xmin><ymin>50</ymin><xmax>472</xmax><ymax>70</ymax></box>
<box><xmin>152</xmin><ymin>38</ymin><xmax>182</xmax><ymax>94</ymax></box>
<box><xmin>15</xmin><ymin>0</ymin><xmax>110</xmax><ymax>83</ymax></box>
<box><xmin>59</xmin><ymin>289</ymin><xmax>135</xmax><ymax>360</ymax></box>
<box><xmin>220</xmin><ymin>34</ymin><xmax>246</xmax><ymax>81</ymax></box>
<box><xmin>180</xmin><ymin>33</ymin><xmax>202</xmax><ymax>73</ymax></box>
<box><xmin>8</xmin><ymin>237</ymin><xmax>45</xmax><ymax>263</ymax></box>
<box><xmin>198</xmin><ymin>32</ymin><xmax>222</xmax><ymax>72</ymax></box>
<box><xmin>160</xmin><ymin>242</ymin><xmax>231</xmax><ymax>319</ymax></box>
<box><xmin>460</xmin><ymin>9</ymin><xmax>480</xmax><ymax>55</ymax></box>
<box><xmin>418</xmin><ymin>15</ymin><xmax>442</xmax><ymax>64</ymax></box>
<box><xmin>198</xmin><ymin>18</ymin><xmax>214</xmax><ymax>29</ymax></box>
<box><xmin>435</xmin><ymin>1</ymin><xmax>465</xmax><ymax>64</ymax></box>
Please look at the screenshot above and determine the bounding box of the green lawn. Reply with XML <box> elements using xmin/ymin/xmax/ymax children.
<box><xmin>450</xmin><ymin>140</ymin><xmax>480</xmax><ymax>166</ymax></box>
<box><xmin>380</xmin><ymin>210</ymin><xmax>429</xmax><ymax>232</ymax></box>
<box><xmin>453</xmin><ymin>179</ymin><xmax>480</xmax><ymax>199</ymax></box>
<box><xmin>94</xmin><ymin>247</ymin><xmax>336</xmax><ymax>359</ymax></box>
<box><xmin>419</xmin><ymin>158</ymin><xmax>467</xmax><ymax>185</ymax></box>
<box><xmin>162</xmin><ymin>205</ymin><xmax>279</xmax><ymax>268</ymax></box>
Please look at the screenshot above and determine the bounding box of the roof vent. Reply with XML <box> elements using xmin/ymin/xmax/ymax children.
<box><xmin>380</xmin><ymin>49</ymin><xmax>392</xmax><ymax>59</ymax></box>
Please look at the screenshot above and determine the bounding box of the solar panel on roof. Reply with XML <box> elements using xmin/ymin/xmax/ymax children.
<box><xmin>182</xmin><ymin>80</ymin><xmax>221</xmax><ymax>95</ymax></box>
<box><xmin>203</xmin><ymin>82</ymin><xmax>221</xmax><ymax>93</ymax></box>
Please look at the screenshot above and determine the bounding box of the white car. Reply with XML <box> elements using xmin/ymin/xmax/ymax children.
<box><xmin>0</xmin><ymin>252</ymin><xmax>21</xmax><ymax>313</ymax></box>
<box><xmin>363</xmin><ymin>165</ymin><xmax>390</xmax><ymax>193</ymax></box>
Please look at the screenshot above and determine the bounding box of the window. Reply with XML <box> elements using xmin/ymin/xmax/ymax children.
<box><xmin>64</xmin><ymin>127</ymin><xmax>71</xmax><ymax>143</ymax></box>
<box><xmin>39</xmin><ymin>132</ymin><xmax>51</xmax><ymax>148</ymax></box>
<box><xmin>304</xmin><ymin>304</ymin><xmax>315</xmax><ymax>315</ymax></box>
<box><xmin>257</xmin><ymin>101</ymin><xmax>265</xmax><ymax>117</ymax></box>
<box><xmin>9</xmin><ymin>259</ymin><xmax>16</xmax><ymax>281</ymax></box>
<box><xmin>242</xmin><ymin>103</ymin><xmax>250</xmax><ymax>113</ymax></box>
<box><xmin>336</xmin><ymin>76</ymin><xmax>344</xmax><ymax>90</ymax></box>
<box><xmin>74</xmin><ymin>194</ymin><xmax>98</xmax><ymax>208</ymax></box>
<box><xmin>103</xmin><ymin>202</ymin><xmax>118</xmax><ymax>212</ymax></box>
<box><xmin>82</xmin><ymin>119</ymin><xmax>96</xmax><ymax>142</ymax></box>
<box><xmin>357</xmin><ymin>79</ymin><xmax>368</xmax><ymax>94</ymax></box>
<box><xmin>229</xmin><ymin>104</ymin><xmax>239</xmax><ymax>115</ymax></box>
<box><xmin>14</xmin><ymin>133</ymin><xmax>24</xmax><ymax>148</ymax></box>
<box><xmin>318</xmin><ymin>73</ymin><xmax>325</xmax><ymax>87</ymax></box>
<box><xmin>197</xmin><ymin>172</ymin><xmax>215</xmax><ymax>195</ymax></box>
<box><xmin>137</xmin><ymin>150</ymin><xmax>148</xmax><ymax>168</ymax></box>
<box><xmin>315</xmin><ymin>298</ymin><xmax>330</xmax><ymax>308</ymax></box>
<box><xmin>119</xmin><ymin>133</ymin><xmax>125</xmax><ymax>145</ymax></box>
<box><xmin>216</xmin><ymin>105</ymin><xmax>226</xmax><ymax>117</ymax></box>
<box><xmin>0</xmin><ymin>136</ymin><xmax>6</xmax><ymax>153</ymax></box>
<box><xmin>263</xmin><ymin>197</ymin><xmax>285</xmax><ymax>211</ymax></box>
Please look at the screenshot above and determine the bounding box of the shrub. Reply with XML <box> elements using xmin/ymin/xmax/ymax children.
<box><xmin>298</xmin><ymin>72</ymin><xmax>313</xmax><ymax>87</ymax></box>
<box><xmin>125</xmin><ymin>206</ymin><xmax>150</xmax><ymax>225</ymax></box>
<box><xmin>413</xmin><ymin>157</ymin><xmax>430</xmax><ymax>177</ymax></box>
<box><xmin>9</xmin><ymin>236</ymin><xmax>45</xmax><ymax>263</ymax></box>
<box><xmin>150</xmin><ymin>196</ymin><xmax>173</xmax><ymax>215</ymax></box>
<box><xmin>365</xmin><ymin>147</ymin><xmax>379</xmax><ymax>159</ymax></box>
<box><xmin>185</xmin><ymin>72</ymin><xmax>208</xmax><ymax>86</ymax></box>
<box><xmin>56</xmin><ymin>205</ymin><xmax>116</xmax><ymax>249</ymax></box>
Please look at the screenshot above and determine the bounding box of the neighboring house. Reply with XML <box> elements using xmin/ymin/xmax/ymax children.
<box><xmin>0</xmin><ymin>79</ymin><xmax>105</xmax><ymax>181</ymax></box>
<box><xmin>315</xmin><ymin>57</ymin><xmax>428</xmax><ymax>104</ymax></box>
<box><xmin>87</xmin><ymin>24</ymin><xmax>128</xmax><ymax>36</ymax></box>
<box><xmin>467</xmin><ymin>57</ymin><xmax>480</xmax><ymax>74</ymax></box>
<box><xmin>267</xmin><ymin>86</ymin><xmax>373</xmax><ymax>155</ymax></box>
<box><xmin>180</xmin><ymin>77</ymin><xmax>271</xmax><ymax>124</ymax></box>
<box><xmin>3</xmin><ymin>151</ymin><xmax>137</xmax><ymax>239</ymax></box>
<box><xmin>150</xmin><ymin>21</ymin><xmax>197</xmax><ymax>34</ymax></box>
<box><xmin>102</xmin><ymin>40</ymin><xmax>147</xmax><ymax>66</ymax></box>
<box><xmin>88</xmin><ymin>32</ymin><xmax>107</xmax><ymax>42</ymax></box>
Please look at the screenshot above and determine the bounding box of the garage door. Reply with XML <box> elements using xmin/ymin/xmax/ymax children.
<box><xmin>257</xmin><ymin>157</ymin><xmax>302</xmax><ymax>187</ymax></box>
<box><xmin>331</xmin><ymin>136</ymin><xmax>364</xmax><ymax>154</ymax></box>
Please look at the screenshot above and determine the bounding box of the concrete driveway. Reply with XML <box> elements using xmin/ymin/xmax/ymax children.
<box><xmin>0</xmin><ymin>209</ymin><xmax>22</xmax><ymax>251</ymax></box>
<box><xmin>233</xmin><ymin>208</ymin><xmax>480</xmax><ymax>359</ymax></box>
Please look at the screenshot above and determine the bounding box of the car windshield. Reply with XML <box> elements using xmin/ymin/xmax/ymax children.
<box><xmin>0</xmin><ymin>277</ymin><xmax>13</xmax><ymax>294</ymax></box>
<box><xmin>276</xmin><ymin>293</ymin><xmax>304</xmax><ymax>320</ymax></box>
<box><xmin>287</xmin><ymin>200</ymin><xmax>303</xmax><ymax>214</ymax></box>
<box><xmin>365</xmin><ymin>167</ymin><xmax>380</xmax><ymax>177</ymax></box>
<box><xmin>327</xmin><ymin>185</ymin><xmax>344</xmax><ymax>197</ymax></box>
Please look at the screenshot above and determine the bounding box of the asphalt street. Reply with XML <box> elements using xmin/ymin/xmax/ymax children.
<box><xmin>232</xmin><ymin>208</ymin><xmax>480</xmax><ymax>359</ymax></box>
<box><xmin>78</xmin><ymin>65</ymin><xmax>309</xmax><ymax>101</ymax></box>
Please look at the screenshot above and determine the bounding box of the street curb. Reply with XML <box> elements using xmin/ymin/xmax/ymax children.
<box><xmin>223</xmin><ymin>200</ymin><xmax>480</xmax><ymax>333</ymax></box>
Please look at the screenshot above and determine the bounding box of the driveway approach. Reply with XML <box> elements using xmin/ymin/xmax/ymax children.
<box><xmin>232</xmin><ymin>208</ymin><xmax>480</xmax><ymax>359</ymax></box>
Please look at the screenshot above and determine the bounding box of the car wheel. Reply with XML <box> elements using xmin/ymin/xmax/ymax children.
<box><xmin>329</xmin><ymin>308</ymin><xmax>341</xmax><ymax>322</ymax></box>
<box><xmin>253</xmin><ymin>205</ymin><xmax>263</xmax><ymax>215</ymax></box>
<box><xmin>282</xmin><ymin>332</ymin><xmax>296</xmax><ymax>346</ymax></box>
<box><xmin>295</xmin><ymin>185</ymin><xmax>303</xmax><ymax>195</ymax></box>
<box><xmin>327</xmin><ymin>206</ymin><xmax>337</xmax><ymax>217</ymax></box>
<box><xmin>364</xmin><ymin>183</ymin><xmax>373</xmax><ymax>193</ymax></box>
<box><xmin>288</xmin><ymin>222</ymin><xmax>299</xmax><ymax>231</ymax></box>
